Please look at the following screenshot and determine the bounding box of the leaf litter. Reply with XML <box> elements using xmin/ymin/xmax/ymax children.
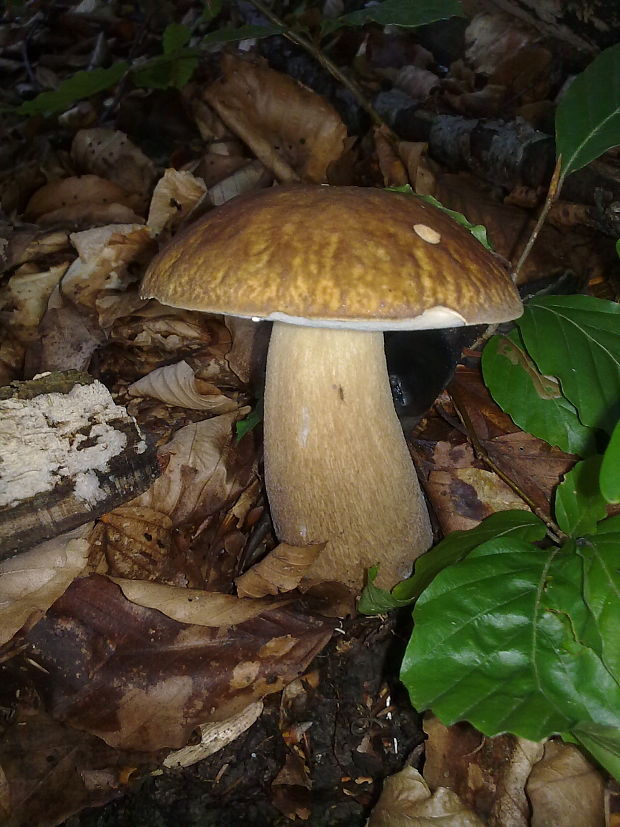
<box><xmin>0</xmin><ymin>3</ymin><xmax>617</xmax><ymax>824</ymax></box>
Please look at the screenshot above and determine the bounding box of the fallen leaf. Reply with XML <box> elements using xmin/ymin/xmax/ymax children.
<box><xmin>0</xmin><ymin>261</ymin><xmax>68</xmax><ymax>343</ymax></box>
<box><xmin>61</xmin><ymin>223</ymin><xmax>154</xmax><ymax>311</ymax></box>
<box><xmin>236</xmin><ymin>542</ymin><xmax>326</xmax><ymax>598</ymax></box>
<box><xmin>112</xmin><ymin>578</ymin><xmax>287</xmax><ymax>626</ymax></box>
<box><xmin>526</xmin><ymin>740</ymin><xmax>605</xmax><ymax>827</ymax></box>
<box><xmin>0</xmin><ymin>525</ymin><xmax>90</xmax><ymax>646</ymax></box>
<box><xmin>0</xmin><ymin>710</ymin><xmax>155</xmax><ymax>827</ymax></box>
<box><xmin>128</xmin><ymin>360</ymin><xmax>239</xmax><ymax>413</ymax></box>
<box><xmin>24</xmin><ymin>174</ymin><xmax>142</xmax><ymax>228</ymax></box>
<box><xmin>132</xmin><ymin>408</ymin><xmax>255</xmax><ymax>527</ymax></box>
<box><xmin>204</xmin><ymin>54</ymin><xmax>348</xmax><ymax>184</ymax></box>
<box><xmin>367</xmin><ymin>765</ymin><xmax>485</xmax><ymax>826</ymax></box>
<box><xmin>71</xmin><ymin>128</ymin><xmax>156</xmax><ymax>210</ymax></box>
<box><xmin>26</xmin><ymin>575</ymin><xmax>332</xmax><ymax>750</ymax></box>
<box><xmin>146</xmin><ymin>168</ymin><xmax>207</xmax><ymax>237</ymax></box>
<box><xmin>422</xmin><ymin>716</ymin><xmax>544</xmax><ymax>827</ymax></box>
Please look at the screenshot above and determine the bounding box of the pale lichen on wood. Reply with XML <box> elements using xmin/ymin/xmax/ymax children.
<box><xmin>0</xmin><ymin>370</ymin><xmax>159</xmax><ymax>558</ymax></box>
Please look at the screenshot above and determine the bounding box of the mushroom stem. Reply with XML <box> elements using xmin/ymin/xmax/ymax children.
<box><xmin>263</xmin><ymin>322</ymin><xmax>433</xmax><ymax>590</ymax></box>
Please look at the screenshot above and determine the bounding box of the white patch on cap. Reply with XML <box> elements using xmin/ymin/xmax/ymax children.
<box><xmin>413</xmin><ymin>224</ymin><xmax>441</xmax><ymax>244</ymax></box>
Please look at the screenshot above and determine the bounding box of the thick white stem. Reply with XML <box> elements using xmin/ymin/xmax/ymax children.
<box><xmin>263</xmin><ymin>323</ymin><xmax>432</xmax><ymax>590</ymax></box>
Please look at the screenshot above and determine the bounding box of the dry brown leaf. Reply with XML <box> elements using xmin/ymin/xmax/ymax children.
<box><xmin>26</xmin><ymin>574</ymin><xmax>332</xmax><ymax>750</ymax></box>
<box><xmin>146</xmin><ymin>168</ymin><xmax>207</xmax><ymax>237</ymax></box>
<box><xmin>91</xmin><ymin>506</ymin><xmax>177</xmax><ymax>583</ymax></box>
<box><xmin>375</xmin><ymin>124</ymin><xmax>409</xmax><ymax>188</ymax></box>
<box><xmin>24</xmin><ymin>175</ymin><xmax>139</xmax><ymax>221</ymax></box>
<box><xmin>133</xmin><ymin>408</ymin><xmax>254</xmax><ymax>527</ymax></box>
<box><xmin>0</xmin><ymin>710</ymin><xmax>155</xmax><ymax>827</ymax></box>
<box><xmin>224</xmin><ymin>316</ymin><xmax>270</xmax><ymax>385</ymax></box>
<box><xmin>0</xmin><ymin>525</ymin><xmax>90</xmax><ymax>646</ymax></box>
<box><xmin>112</xmin><ymin>577</ymin><xmax>287</xmax><ymax>626</ymax></box>
<box><xmin>397</xmin><ymin>141</ymin><xmax>438</xmax><ymax>195</ymax></box>
<box><xmin>367</xmin><ymin>766</ymin><xmax>485</xmax><ymax>826</ymax></box>
<box><xmin>395</xmin><ymin>64</ymin><xmax>440</xmax><ymax>99</ymax></box>
<box><xmin>236</xmin><ymin>542</ymin><xmax>326</xmax><ymax>598</ymax></box>
<box><xmin>32</xmin><ymin>287</ymin><xmax>106</xmax><ymax>374</ymax></box>
<box><xmin>71</xmin><ymin>128</ymin><xmax>156</xmax><ymax>210</ymax></box>
<box><xmin>527</xmin><ymin>741</ymin><xmax>605</xmax><ymax>827</ymax></box>
<box><xmin>464</xmin><ymin>13</ymin><xmax>535</xmax><ymax>76</ymax></box>
<box><xmin>204</xmin><ymin>54</ymin><xmax>348</xmax><ymax>184</ymax></box>
<box><xmin>61</xmin><ymin>223</ymin><xmax>154</xmax><ymax>311</ymax></box>
<box><xmin>2</xmin><ymin>228</ymin><xmax>70</xmax><ymax>272</ymax></box>
<box><xmin>128</xmin><ymin>360</ymin><xmax>239</xmax><ymax>413</ymax></box>
<box><xmin>0</xmin><ymin>262</ymin><xmax>68</xmax><ymax>344</ymax></box>
<box><xmin>207</xmin><ymin>159</ymin><xmax>274</xmax><ymax>207</ymax></box>
<box><xmin>163</xmin><ymin>701</ymin><xmax>263</xmax><ymax>768</ymax></box>
<box><xmin>422</xmin><ymin>716</ymin><xmax>544</xmax><ymax>827</ymax></box>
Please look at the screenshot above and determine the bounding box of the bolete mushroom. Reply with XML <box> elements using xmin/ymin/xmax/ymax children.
<box><xmin>140</xmin><ymin>186</ymin><xmax>522</xmax><ymax>590</ymax></box>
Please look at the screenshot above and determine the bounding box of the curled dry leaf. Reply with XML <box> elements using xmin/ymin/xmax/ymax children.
<box><xmin>235</xmin><ymin>542</ymin><xmax>326</xmax><ymax>598</ymax></box>
<box><xmin>112</xmin><ymin>577</ymin><xmax>287</xmax><ymax>627</ymax></box>
<box><xmin>91</xmin><ymin>506</ymin><xmax>176</xmax><ymax>583</ymax></box>
<box><xmin>2</xmin><ymin>228</ymin><xmax>70</xmax><ymax>273</ymax></box>
<box><xmin>109</xmin><ymin>303</ymin><xmax>212</xmax><ymax>351</ymax></box>
<box><xmin>526</xmin><ymin>741</ymin><xmax>605</xmax><ymax>827</ymax></box>
<box><xmin>207</xmin><ymin>158</ymin><xmax>274</xmax><ymax>208</ymax></box>
<box><xmin>133</xmin><ymin>408</ymin><xmax>255</xmax><ymax>527</ymax></box>
<box><xmin>71</xmin><ymin>128</ymin><xmax>156</xmax><ymax>210</ymax></box>
<box><xmin>163</xmin><ymin>701</ymin><xmax>264</xmax><ymax>768</ymax></box>
<box><xmin>146</xmin><ymin>168</ymin><xmax>207</xmax><ymax>237</ymax></box>
<box><xmin>224</xmin><ymin>316</ymin><xmax>270</xmax><ymax>385</ymax></box>
<box><xmin>204</xmin><ymin>54</ymin><xmax>348</xmax><ymax>184</ymax></box>
<box><xmin>24</xmin><ymin>175</ymin><xmax>142</xmax><ymax>227</ymax></box>
<box><xmin>128</xmin><ymin>360</ymin><xmax>239</xmax><ymax>413</ymax></box>
<box><xmin>367</xmin><ymin>766</ymin><xmax>485</xmax><ymax>826</ymax></box>
<box><xmin>0</xmin><ymin>525</ymin><xmax>90</xmax><ymax>646</ymax></box>
<box><xmin>26</xmin><ymin>574</ymin><xmax>332</xmax><ymax>750</ymax></box>
<box><xmin>0</xmin><ymin>261</ymin><xmax>68</xmax><ymax>343</ymax></box>
<box><xmin>61</xmin><ymin>223</ymin><xmax>154</xmax><ymax>311</ymax></box>
<box><xmin>33</xmin><ymin>286</ymin><xmax>106</xmax><ymax>374</ymax></box>
<box><xmin>422</xmin><ymin>716</ymin><xmax>544</xmax><ymax>827</ymax></box>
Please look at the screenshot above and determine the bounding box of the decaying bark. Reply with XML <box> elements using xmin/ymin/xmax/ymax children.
<box><xmin>0</xmin><ymin>370</ymin><xmax>159</xmax><ymax>558</ymax></box>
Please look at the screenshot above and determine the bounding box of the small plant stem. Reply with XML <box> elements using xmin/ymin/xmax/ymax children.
<box><xmin>514</xmin><ymin>156</ymin><xmax>563</xmax><ymax>279</ymax></box>
<box><xmin>449</xmin><ymin>391</ymin><xmax>567</xmax><ymax>544</ymax></box>
<box><xmin>245</xmin><ymin>0</ymin><xmax>386</xmax><ymax>128</ymax></box>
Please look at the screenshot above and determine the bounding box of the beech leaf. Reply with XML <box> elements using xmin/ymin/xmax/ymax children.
<box><xmin>401</xmin><ymin>538</ymin><xmax>620</xmax><ymax>751</ymax></box>
<box><xmin>556</xmin><ymin>44</ymin><xmax>620</xmax><ymax>180</ymax></box>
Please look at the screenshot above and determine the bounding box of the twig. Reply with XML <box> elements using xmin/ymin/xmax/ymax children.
<box><xmin>245</xmin><ymin>0</ymin><xmax>386</xmax><ymax>128</ymax></box>
<box><xmin>514</xmin><ymin>156</ymin><xmax>564</xmax><ymax>279</ymax></box>
<box><xmin>449</xmin><ymin>390</ymin><xmax>567</xmax><ymax>544</ymax></box>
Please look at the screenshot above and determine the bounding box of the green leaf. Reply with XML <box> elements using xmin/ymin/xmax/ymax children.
<box><xmin>235</xmin><ymin>399</ymin><xmax>263</xmax><ymax>442</ymax></box>
<box><xmin>600</xmin><ymin>420</ymin><xmax>620</xmax><ymax>503</ymax></box>
<box><xmin>573</xmin><ymin>722</ymin><xmax>620</xmax><ymax>781</ymax></box>
<box><xmin>556</xmin><ymin>44</ymin><xmax>620</xmax><ymax>181</ymax></box>
<box><xmin>416</xmin><ymin>194</ymin><xmax>492</xmax><ymax>250</ymax></box>
<box><xmin>555</xmin><ymin>456</ymin><xmax>607</xmax><ymax>537</ymax></box>
<box><xmin>516</xmin><ymin>295</ymin><xmax>620</xmax><ymax>435</ymax></box>
<box><xmin>17</xmin><ymin>62</ymin><xmax>128</xmax><ymax>116</ymax></box>
<box><xmin>358</xmin><ymin>511</ymin><xmax>546</xmax><ymax>614</ymax></box>
<box><xmin>202</xmin><ymin>24</ymin><xmax>285</xmax><ymax>45</ymax></box>
<box><xmin>401</xmin><ymin>538</ymin><xmax>620</xmax><ymax>741</ymax></box>
<box><xmin>357</xmin><ymin>566</ymin><xmax>411</xmax><ymax>614</ymax></box>
<box><xmin>163</xmin><ymin>22</ymin><xmax>192</xmax><ymax>54</ymax></box>
<box><xmin>132</xmin><ymin>50</ymin><xmax>199</xmax><ymax>90</ymax></box>
<box><xmin>387</xmin><ymin>186</ymin><xmax>492</xmax><ymax>250</ymax></box>
<box><xmin>482</xmin><ymin>329</ymin><xmax>600</xmax><ymax>457</ymax></box>
<box><xmin>201</xmin><ymin>0</ymin><xmax>224</xmax><ymax>23</ymax></box>
<box><xmin>577</xmin><ymin>533</ymin><xmax>620</xmax><ymax>683</ymax></box>
<box><xmin>327</xmin><ymin>0</ymin><xmax>463</xmax><ymax>32</ymax></box>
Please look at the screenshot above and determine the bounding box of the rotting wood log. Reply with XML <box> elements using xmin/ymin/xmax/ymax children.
<box><xmin>0</xmin><ymin>370</ymin><xmax>159</xmax><ymax>559</ymax></box>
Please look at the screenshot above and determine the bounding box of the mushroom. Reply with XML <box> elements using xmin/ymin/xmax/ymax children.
<box><xmin>140</xmin><ymin>186</ymin><xmax>522</xmax><ymax>591</ymax></box>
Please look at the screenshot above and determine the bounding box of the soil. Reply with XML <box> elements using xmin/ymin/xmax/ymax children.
<box><xmin>63</xmin><ymin>613</ymin><xmax>423</xmax><ymax>826</ymax></box>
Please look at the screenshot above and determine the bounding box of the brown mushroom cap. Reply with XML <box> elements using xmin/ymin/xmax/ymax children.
<box><xmin>141</xmin><ymin>185</ymin><xmax>522</xmax><ymax>330</ymax></box>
